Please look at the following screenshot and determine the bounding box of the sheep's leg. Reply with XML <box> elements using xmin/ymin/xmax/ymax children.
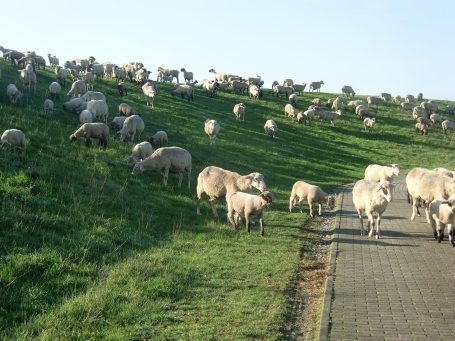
<box><xmin>299</xmin><ymin>199</ymin><xmax>304</xmax><ymax>214</ymax></box>
<box><xmin>289</xmin><ymin>196</ymin><xmax>295</xmax><ymax>212</ymax></box>
<box><xmin>161</xmin><ymin>169</ymin><xmax>169</xmax><ymax>186</ymax></box>
<box><xmin>227</xmin><ymin>212</ymin><xmax>236</xmax><ymax>228</ymax></box>
<box><xmin>209</xmin><ymin>199</ymin><xmax>219</xmax><ymax>217</ymax></box>
<box><xmin>448</xmin><ymin>224</ymin><xmax>455</xmax><ymax>247</ymax></box>
<box><xmin>424</xmin><ymin>203</ymin><xmax>431</xmax><ymax>224</ymax></box>
<box><xmin>430</xmin><ymin>218</ymin><xmax>438</xmax><ymax>240</ymax></box>
<box><xmin>367</xmin><ymin>213</ymin><xmax>375</xmax><ymax>238</ymax></box>
<box><xmin>258</xmin><ymin>214</ymin><xmax>264</xmax><ymax>236</ymax></box>
<box><xmin>374</xmin><ymin>214</ymin><xmax>381</xmax><ymax>239</ymax></box>
<box><xmin>411</xmin><ymin>198</ymin><xmax>419</xmax><ymax>221</ymax></box>
<box><xmin>177</xmin><ymin>172</ymin><xmax>183</xmax><ymax>187</ymax></box>
<box><xmin>245</xmin><ymin>214</ymin><xmax>251</xmax><ymax>233</ymax></box>
<box><xmin>357</xmin><ymin>209</ymin><xmax>364</xmax><ymax>235</ymax></box>
<box><xmin>318</xmin><ymin>203</ymin><xmax>323</xmax><ymax>216</ymax></box>
<box><xmin>437</xmin><ymin>222</ymin><xmax>444</xmax><ymax>243</ymax></box>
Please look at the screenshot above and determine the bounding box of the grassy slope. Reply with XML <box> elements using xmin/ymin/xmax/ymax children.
<box><xmin>0</xmin><ymin>58</ymin><xmax>454</xmax><ymax>340</ymax></box>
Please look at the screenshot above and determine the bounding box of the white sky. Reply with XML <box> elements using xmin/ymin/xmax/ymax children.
<box><xmin>2</xmin><ymin>0</ymin><xmax>454</xmax><ymax>100</ymax></box>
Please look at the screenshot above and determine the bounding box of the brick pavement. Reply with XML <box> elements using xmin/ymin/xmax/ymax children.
<box><xmin>318</xmin><ymin>176</ymin><xmax>455</xmax><ymax>340</ymax></box>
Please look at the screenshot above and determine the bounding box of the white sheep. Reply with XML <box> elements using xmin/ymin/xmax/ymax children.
<box><xmin>292</xmin><ymin>83</ymin><xmax>306</xmax><ymax>95</ymax></box>
<box><xmin>249</xmin><ymin>83</ymin><xmax>262</xmax><ymax>100</ymax></box>
<box><xmin>86</xmin><ymin>100</ymin><xmax>108</xmax><ymax>123</ymax></box>
<box><xmin>289</xmin><ymin>93</ymin><xmax>298</xmax><ymax>107</ymax></box>
<box><xmin>430</xmin><ymin>113</ymin><xmax>443</xmax><ymax>126</ymax></box>
<box><xmin>67</xmin><ymin>80</ymin><xmax>87</xmax><ymax>99</ymax></box>
<box><xmin>442</xmin><ymin>120</ymin><xmax>455</xmax><ymax>133</ymax></box>
<box><xmin>196</xmin><ymin>166</ymin><xmax>267</xmax><ymax>216</ymax></box>
<box><xmin>69</xmin><ymin>123</ymin><xmax>109</xmax><ymax>149</ymax></box>
<box><xmin>82</xmin><ymin>72</ymin><xmax>95</xmax><ymax>90</ymax></box>
<box><xmin>226</xmin><ymin>191</ymin><xmax>274</xmax><ymax>236</ymax></box>
<box><xmin>309</xmin><ymin>81</ymin><xmax>324</xmax><ymax>92</ymax></box>
<box><xmin>158</xmin><ymin>67</ymin><xmax>179</xmax><ymax>83</ymax></box>
<box><xmin>172</xmin><ymin>84</ymin><xmax>194</xmax><ymax>101</ymax></box>
<box><xmin>47</xmin><ymin>54</ymin><xmax>59</xmax><ymax>67</ymax></box>
<box><xmin>415</xmin><ymin>122</ymin><xmax>428</xmax><ymax>135</ymax></box>
<box><xmin>233</xmin><ymin>103</ymin><xmax>246</xmax><ymax>121</ymax></box>
<box><xmin>445</xmin><ymin>105</ymin><xmax>455</xmax><ymax>115</ymax></box>
<box><xmin>273</xmin><ymin>84</ymin><xmax>294</xmax><ymax>98</ymax></box>
<box><xmin>202</xmin><ymin>81</ymin><xmax>219</xmax><ymax>98</ymax></box>
<box><xmin>284</xmin><ymin>104</ymin><xmax>295</xmax><ymax>120</ymax></box>
<box><xmin>379</xmin><ymin>93</ymin><xmax>392</xmax><ymax>101</ymax></box>
<box><xmin>367</xmin><ymin>96</ymin><xmax>384</xmax><ymax>107</ymax></box>
<box><xmin>1</xmin><ymin>129</ymin><xmax>26</xmax><ymax>153</ymax></box>
<box><xmin>142</xmin><ymin>81</ymin><xmax>157</xmax><ymax>107</ymax></box>
<box><xmin>346</xmin><ymin>100</ymin><xmax>366</xmax><ymax>111</ymax></box>
<box><xmin>118</xmin><ymin>103</ymin><xmax>140</xmax><ymax>117</ymax></box>
<box><xmin>113</xmin><ymin>65</ymin><xmax>127</xmax><ymax>83</ymax></box>
<box><xmin>19</xmin><ymin>70</ymin><xmax>36</xmax><ymax>93</ymax></box>
<box><xmin>132</xmin><ymin>147</ymin><xmax>192</xmax><ymax>188</ymax></box>
<box><xmin>364</xmin><ymin>164</ymin><xmax>400</xmax><ymax>182</ymax></box>
<box><xmin>79</xmin><ymin>109</ymin><xmax>93</xmax><ymax>124</ymax></box>
<box><xmin>109</xmin><ymin>116</ymin><xmax>126</xmax><ymax>131</ymax></box>
<box><xmin>6</xmin><ymin>84</ymin><xmax>22</xmax><ymax>104</ymax></box>
<box><xmin>289</xmin><ymin>181</ymin><xmax>336</xmax><ymax>218</ymax></box>
<box><xmin>118</xmin><ymin>115</ymin><xmax>144</xmax><ymax>141</ymax></box>
<box><xmin>54</xmin><ymin>66</ymin><xmax>67</xmax><ymax>87</ymax></box>
<box><xmin>125</xmin><ymin>141</ymin><xmax>154</xmax><ymax>166</ymax></box>
<box><xmin>62</xmin><ymin>97</ymin><xmax>86</xmax><ymax>113</ymax></box>
<box><xmin>401</xmin><ymin>102</ymin><xmax>414</xmax><ymax>114</ymax></box>
<box><xmin>208</xmin><ymin>68</ymin><xmax>227</xmax><ymax>82</ymax></box>
<box><xmin>364</xmin><ymin>117</ymin><xmax>376</xmax><ymax>132</ymax></box>
<box><xmin>421</xmin><ymin>101</ymin><xmax>438</xmax><ymax>114</ymax></box>
<box><xmin>428</xmin><ymin>195</ymin><xmax>455</xmax><ymax>245</ymax></box>
<box><xmin>230</xmin><ymin>80</ymin><xmax>249</xmax><ymax>94</ymax></box>
<box><xmin>301</xmin><ymin>108</ymin><xmax>318</xmax><ymax>126</ymax></box>
<box><xmin>341</xmin><ymin>85</ymin><xmax>355</xmax><ymax>97</ymax></box>
<box><xmin>393</xmin><ymin>95</ymin><xmax>402</xmax><ymax>104</ymax></box>
<box><xmin>149</xmin><ymin>131</ymin><xmax>168</xmax><ymax>148</ymax></box>
<box><xmin>405</xmin><ymin>94</ymin><xmax>415</xmax><ymax>103</ymax></box>
<box><xmin>264</xmin><ymin>120</ymin><xmax>278</xmax><ymax>138</ymax></box>
<box><xmin>48</xmin><ymin>81</ymin><xmax>61</xmax><ymax>100</ymax></box>
<box><xmin>88</xmin><ymin>63</ymin><xmax>104</xmax><ymax>80</ymax></box>
<box><xmin>81</xmin><ymin>91</ymin><xmax>106</xmax><ymax>102</ymax></box>
<box><xmin>356</xmin><ymin>105</ymin><xmax>370</xmax><ymax>120</ymax></box>
<box><xmin>331</xmin><ymin>97</ymin><xmax>343</xmax><ymax>111</ymax></box>
<box><xmin>318</xmin><ymin>109</ymin><xmax>342</xmax><ymax>127</ymax></box>
<box><xmin>43</xmin><ymin>99</ymin><xmax>54</xmax><ymax>116</ymax></box>
<box><xmin>352</xmin><ymin>179</ymin><xmax>392</xmax><ymax>238</ymax></box>
<box><xmin>180</xmin><ymin>68</ymin><xmax>193</xmax><ymax>82</ymax></box>
<box><xmin>204</xmin><ymin>119</ymin><xmax>220</xmax><ymax>145</ymax></box>
<box><xmin>103</xmin><ymin>62</ymin><xmax>113</xmax><ymax>78</ymax></box>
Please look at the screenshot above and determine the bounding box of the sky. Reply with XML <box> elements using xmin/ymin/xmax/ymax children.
<box><xmin>2</xmin><ymin>0</ymin><xmax>454</xmax><ymax>101</ymax></box>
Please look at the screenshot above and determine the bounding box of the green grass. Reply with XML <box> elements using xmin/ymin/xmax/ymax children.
<box><xmin>0</xmin><ymin>58</ymin><xmax>454</xmax><ymax>340</ymax></box>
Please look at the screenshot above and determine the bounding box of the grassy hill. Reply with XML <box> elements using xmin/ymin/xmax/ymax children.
<box><xmin>0</xmin><ymin>58</ymin><xmax>454</xmax><ymax>340</ymax></box>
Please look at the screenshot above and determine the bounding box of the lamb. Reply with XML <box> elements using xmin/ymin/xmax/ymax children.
<box><xmin>125</xmin><ymin>141</ymin><xmax>154</xmax><ymax>166</ymax></box>
<box><xmin>364</xmin><ymin>117</ymin><xmax>376</xmax><ymax>132</ymax></box>
<box><xmin>442</xmin><ymin>120</ymin><xmax>455</xmax><ymax>133</ymax></box>
<box><xmin>118</xmin><ymin>115</ymin><xmax>144</xmax><ymax>141</ymax></box>
<box><xmin>158</xmin><ymin>67</ymin><xmax>179</xmax><ymax>83</ymax></box>
<box><xmin>365</xmin><ymin>164</ymin><xmax>400</xmax><ymax>182</ymax></box>
<box><xmin>79</xmin><ymin>109</ymin><xmax>93</xmax><ymax>124</ymax></box>
<box><xmin>233</xmin><ymin>103</ymin><xmax>246</xmax><ymax>121</ymax></box>
<box><xmin>196</xmin><ymin>166</ymin><xmax>267</xmax><ymax>216</ymax></box>
<box><xmin>86</xmin><ymin>100</ymin><xmax>108</xmax><ymax>123</ymax></box>
<box><xmin>117</xmin><ymin>82</ymin><xmax>128</xmax><ymax>96</ymax></box>
<box><xmin>405</xmin><ymin>94</ymin><xmax>415</xmax><ymax>103</ymax></box>
<box><xmin>273</xmin><ymin>84</ymin><xmax>294</xmax><ymax>98</ymax></box>
<box><xmin>69</xmin><ymin>123</ymin><xmax>109</xmax><ymax>149</ymax></box>
<box><xmin>401</xmin><ymin>102</ymin><xmax>414</xmax><ymax>114</ymax></box>
<box><xmin>67</xmin><ymin>80</ymin><xmax>87</xmax><ymax>99</ymax></box>
<box><xmin>118</xmin><ymin>103</ymin><xmax>140</xmax><ymax>117</ymax></box>
<box><xmin>142</xmin><ymin>81</ymin><xmax>157</xmax><ymax>107</ymax></box>
<box><xmin>208</xmin><ymin>69</ymin><xmax>227</xmax><ymax>82</ymax></box>
<box><xmin>1</xmin><ymin>129</ymin><xmax>26</xmax><ymax>153</ymax></box>
<box><xmin>180</xmin><ymin>68</ymin><xmax>193</xmax><ymax>82</ymax></box>
<box><xmin>249</xmin><ymin>83</ymin><xmax>262</xmax><ymax>100</ymax></box>
<box><xmin>6</xmin><ymin>84</ymin><xmax>22</xmax><ymax>104</ymax></box>
<box><xmin>415</xmin><ymin>122</ymin><xmax>428</xmax><ymax>135</ymax></box>
<box><xmin>149</xmin><ymin>131</ymin><xmax>168</xmax><ymax>148</ymax></box>
<box><xmin>226</xmin><ymin>191</ymin><xmax>274</xmax><ymax>236</ymax></box>
<box><xmin>379</xmin><ymin>93</ymin><xmax>392</xmax><ymax>102</ymax></box>
<box><xmin>301</xmin><ymin>108</ymin><xmax>318</xmax><ymax>126</ymax></box>
<box><xmin>82</xmin><ymin>72</ymin><xmax>95</xmax><ymax>90</ymax></box>
<box><xmin>428</xmin><ymin>195</ymin><xmax>455</xmax><ymax>245</ymax></box>
<box><xmin>204</xmin><ymin>119</ymin><xmax>221</xmax><ymax>145</ymax></box>
<box><xmin>291</xmin><ymin>83</ymin><xmax>306</xmax><ymax>95</ymax></box>
<box><xmin>367</xmin><ymin>96</ymin><xmax>384</xmax><ymax>107</ymax></box>
<box><xmin>172</xmin><ymin>84</ymin><xmax>194</xmax><ymax>101</ymax></box>
<box><xmin>352</xmin><ymin>179</ymin><xmax>392</xmax><ymax>238</ymax></box>
<box><xmin>43</xmin><ymin>99</ymin><xmax>54</xmax><ymax>116</ymax></box>
<box><xmin>81</xmin><ymin>91</ymin><xmax>106</xmax><ymax>102</ymax></box>
<box><xmin>264</xmin><ymin>120</ymin><xmax>278</xmax><ymax>138</ymax></box>
<box><xmin>55</xmin><ymin>66</ymin><xmax>67</xmax><ymax>87</ymax></box>
<box><xmin>289</xmin><ymin>181</ymin><xmax>336</xmax><ymax>218</ymax></box>
<box><xmin>309</xmin><ymin>81</ymin><xmax>324</xmax><ymax>92</ymax></box>
<box><xmin>341</xmin><ymin>85</ymin><xmax>355</xmax><ymax>97</ymax></box>
<box><xmin>202</xmin><ymin>81</ymin><xmax>219</xmax><ymax>98</ymax></box>
<box><xmin>284</xmin><ymin>104</ymin><xmax>295</xmax><ymax>120</ymax></box>
<box><xmin>62</xmin><ymin>97</ymin><xmax>86</xmax><ymax>113</ymax></box>
<box><xmin>109</xmin><ymin>116</ymin><xmax>126</xmax><ymax>131</ymax></box>
<box><xmin>132</xmin><ymin>147</ymin><xmax>192</xmax><ymax>188</ymax></box>
<box><xmin>48</xmin><ymin>81</ymin><xmax>61</xmax><ymax>100</ymax></box>
<box><xmin>318</xmin><ymin>109</ymin><xmax>342</xmax><ymax>127</ymax></box>
<box><xmin>289</xmin><ymin>93</ymin><xmax>298</xmax><ymax>107</ymax></box>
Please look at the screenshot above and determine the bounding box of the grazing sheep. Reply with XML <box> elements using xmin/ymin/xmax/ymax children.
<box><xmin>346</xmin><ymin>100</ymin><xmax>366</xmax><ymax>111</ymax></box>
<box><xmin>428</xmin><ymin>195</ymin><xmax>455</xmax><ymax>245</ymax></box>
<box><xmin>149</xmin><ymin>131</ymin><xmax>168</xmax><ymax>148</ymax></box>
<box><xmin>142</xmin><ymin>81</ymin><xmax>157</xmax><ymax>107</ymax></box>
<box><xmin>126</xmin><ymin>141</ymin><xmax>154</xmax><ymax>166</ymax></box>
<box><xmin>309</xmin><ymin>81</ymin><xmax>324</xmax><ymax>92</ymax></box>
<box><xmin>82</xmin><ymin>72</ymin><xmax>95</xmax><ymax>90</ymax></box>
<box><xmin>117</xmin><ymin>82</ymin><xmax>127</xmax><ymax>96</ymax></box>
<box><xmin>1</xmin><ymin>129</ymin><xmax>26</xmax><ymax>153</ymax></box>
<box><xmin>273</xmin><ymin>84</ymin><xmax>294</xmax><ymax>98</ymax></box>
<box><xmin>69</xmin><ymin>123</ymin><xmax>109</xmax><ymax>149</ymax></box>
<box><xmin>291</xmin><ymin>83</ymin><xmax>306</xmax><ymax>95</ymax></box>
<box><xmin>118</xmin><ymin>103</ymin><xmax>139</xmax><ymax>117</ymax></box>
<box><xmin>204</xmin><ymin>119</ymin><xmax>220</xmax><ymax>145</ymax></box>
<box><xmin>202</xmin><ymin>81</ymin><xmax>219</xmax><ymax>98</ymax></box>
<box><xmin>356</xmin><ymin>105</ymin><xmax>370</xmax><ymax>120</ymax></box>
<box><xmin>284</xmin><ymin>104</ymin><xmax>295</xmax><ymax>120</ymax></box>
<box><xmin>301</xmin><ymin>108</ymin><xmax>318</xmax><ymax>126</ymax></box>
<box><xmin>421</xmin><ymin>101</ymin><xmax>438</xmax><ymax>114</ymax></box>
<box><xmin>365</xmin><ymin>164</ymin><xmax>400</xmax><ymax>183</ymax></box>
<box><xmin>132</xmin><ymin>147</ymin><xmax>192</xmax><ymax>188</ymax></box>
<box><xmin>43</xmin><ymin>99</ymin><xmax>54</xmax><ymax>116</ymax></box>
<box><xmin>416</xmin><ymin>117</ymin><xmax>429</xmax><ymax>126</ymax></box>
<box><xmin>230</xmin><ymin>80</ymin><xmax>249</xmax><ymax>94</ymax></box>
<box><xmin>430</xmin><ymin>113</ymin><xmax>443</xmax><ymax>126</ymax></box>
<box><xmin>417</xmin><ymin>92</ymin><xmax>423</xmax><ymax>101</ymax></box>
<box><xmin>405</xmin><ymin>94</ymin><xmax>415</xmax><ymax>103</ymax></box>
<box><xmin>311</xmin><ymin>98</ymin><xmax>321</xmax><ymax>106</ymax></box>
<box><xmin>415</xmin><ymin>122</ymin><xmax>428</xmax><ymax>135</ymax></box>
<box><xmin>289</xmin><ymin>181</ymin><xmax>336</xmax><ymax>218</ymax></box>
<box><xmin>379</xmin><ymin>93</ymin><xmax>392</xmax><ymax>102</ymax></box>
<box><xmin>364</xmin><ymin>117</ymin><xmax>376</xmax><ymax>132</ymax></box>
<box><xmin>67</xmin><ymin>80</ymin><xmax>86</xmax><ymax>99</ymax></box>
<box><xmin>6</xmin><ymin>84</ymin><xmax>22</xmax><ymax>104</ymax></box>
<box><xmin>401</xmin><ymin>102</ymin><xmax>414</xmax><ymax>114</ymax></box>
<box><xmin>79</xmin><ymin>110</ymin><xmax>93</xmax><ymax>124</ymax></box>
<box><xmin>48</xmin><ymin>81</ymin><xmax>61</xmax><ymax>100</ymax></box>
<box><xmin>264</xmin><ymin>120</ymin><xmax>278</xmax><ymax>138</ymax></box>
<box><xmin>442</xmin><ymin>120</ymin><xmax>455</xmax><ymax>133</ymax></box>
<box><xmin>318</xmin><ymin>109</ymin><xmax>342</xmax><ymax>127</ymax></box>
<box><xmin>445</xmin><ymin>105</ymin><xmax>455</xmax><ymax>115</ymax></box>
<box><xmin>81</xmin><ymin>91</ymin><xmax>106</xmax><ymax>102</ymax></box>
<box><xmin>108</xmin><ymin>116</ymin><xmax>126</xmax><ymax>132</ymax></box>
<box><xmin>289</xmin><ymin>93</ymin><xmax>298</xmax><ymax>107</ymax></box>
<box><xmin>367</xmin><ymin>96</ymin><xmax>384</xmax><ymax>107</ymax></box>
<box><xmin>85</xmin><ymin>100</ymin><xmax>108</xmax><ymax>123</ymax></box>
<box><xmin>226</xmin><ymin>191</ymin><xmax>273</xmax><ymax>236</ymax></box>
<box><xmin>352</xmin><ymin>179</ymin><xmax>392</xmax><ymax>238</ymax></box>
<box><xmin>233</xmin><ymin>103</ymin><xmax>246</xmax><ymax>121</ymax></box>
<box><xmin>158</xmin><ymin>67</ymin><xmax>179</xmax><ymax>83</ymax></box>
<box><xmin>180</xmin><ymin>68</ymin><xmax>193</xmax><ymax>82</ymax></box>
<box><xmin>117</xmin><ymin>115</ymin><xmax>144</xmax><ymax>142</ymax></box>
<box><xmin>341</xmin><ymin>85</ymin><xmax>355</xmax><ymax>97</ymax></box>
<box><xmin>196</xmin><ymin>166</ymin><xmax>267</xmax><ymax>216</ymax></box>
<box><xmin>297</xmin><ymin>112</ymin><xmax>305</xmax><ymax>125</ymax></box>
<box><xmin>172</xmin><ymin>84</ymin><xmax>194</xmax><ymax>101</ymax></box>
<box><xmin>393</xmin><ymin>95</ymin><xmax>402</xmax><ymax>104</ymax></box>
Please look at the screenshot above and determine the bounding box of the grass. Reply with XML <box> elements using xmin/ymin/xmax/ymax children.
<box><xmin>0</xmin><ymin>57</ymin><xmax>454</xmax><ymax>340</ymax></box>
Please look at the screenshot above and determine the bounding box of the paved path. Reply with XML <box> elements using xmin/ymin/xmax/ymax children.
<box><xmin>318</xmin><ymin>176</ymin><xmax>455</xmax><ymax>340</ymax></box>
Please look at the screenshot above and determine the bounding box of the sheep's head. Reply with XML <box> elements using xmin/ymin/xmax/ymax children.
<box><xmin>376</xmin><ymin>181</ymin><xmax>392</xmax><ymax>202</ymax></box>
<box><xmin>260</xmin><ymin>191</ymin><xmax>274</xmax><ymax>206</ymax></box>
<box><xmin>1</xmin><ymin>140</ymin><xmax>12</xmax><ymax>151</ymax></box>
<box><xmin>131</xmin><ymin>162</ymin><xmax>145</xmax><ymax>176</ymax></box>
<box><xmin>69</xmin><ymin>134</ymin><xmax>78</xmax><ymax>142</ymax></box>
<box><xmin>327</xmin><ymin>195</ymin><xmax>336</xmax><ymax>209</ymax></box>
<box><xmin>441</xmin><ymin>199</ymin><xmax>455</xmax><ymax>214</ymax></box>
<box><xmin>249</xmin><ymin>173</ymin><xmax>266</xmax><ymax>192</ymax></box>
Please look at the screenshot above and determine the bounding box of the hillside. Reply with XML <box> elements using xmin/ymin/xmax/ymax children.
<box><xmin>0</xmin><ymin>58</ymin><xmax>454</xmax><ymax>340</ymax></box>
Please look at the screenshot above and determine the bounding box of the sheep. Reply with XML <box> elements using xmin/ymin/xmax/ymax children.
<box><xmin>433</xmin><ymin>168</ymin><xmax>455</xmax><ymax>178</ymax></box>
<box><xmin>311</xmin><ymin>98</ymin><xmax>322</xmax><ymax>106</ymax></box>
<box><xmin>231</xmin><ymin>80</ymin><xmax>249</xmax><ymax>94</ymax></box>
<box><xmin>318</xmin><ymin>109</ymin><xmax>342</xmax><ymax>127</ymax></box>
<box><xmin>367</xmin><ymin>96</ymin><xmax>384</xmax><ymax>107</ymax></box>
<box><xmin>131</xmin><ymin>147</ymin><xmax>192</xmax><ymax>188</ymax></box>
<box><xmin>180</xmin><ymin>68</ymin><xmax>193</xmax><ymax>82</ymax></box>
<box><xmin>226</xmin><ymin>191</ymin><xmax>273</xmax><ymax>236</ymax></box>
<box><xmin>208</xmin><ymin>68</ymin><xmax>227</xmax><ymax>82</ymax></box>
<box><xmin>288</xmin><ymin>83</ymin><xmax>305</xmax><ymax>95</ymax></box>
<box><xmin>54</xmin><ymin>66</ymin><xmax>67</xmax><ymax>87</ymax></box>
<box><xmin>379</xmin><ymin>93</ymin><xmax>392</xmax><ymax>102</ymax></box>
<box><xmin>421</xmin><ymin>101</ymin><xmax>438</xmax><ymax>114</ymax></box>
<box><xmin>196</xmin><ymin>166</ymin><xmax>267</xmax><ymax>216</ymax></box>
<box><xmin>417</xmin><ymin>92</ymin><xmax>423</xmax><ymax>101</ymax></box>
<box><xmin>416</xmin><ymin>116</ymin><xmax>429</xmax><ymax>125</ymax></box>
<box><xmin>428</xmin><ymin>195</ymin><xmax>455</xmax><ymax>245</ymax></box>
<box><xmin>103</xmin><ymin>62</ymin><xmax>114</xmax><ymax>78</ymax></box>
<box><xmin>297</xmin><ymin>112</ymin><xmax>305</xmax><ymax>125</ymax></box>
<box><xmin>393</xmin><ymin>95</ymin><xmax>402</xmax><ymax>104</ymax></box>
<box><xmin>445</xmin><ymin>105</ymin><xmax>455</xmax><ymax>115</ymax></box>
<box><xmin>405</xmin><ymin>94</ymin><xmax>415</xmax><ymax>103</ymax></box>
<box><xmin>204</xmin><ymin>119</ymin><xmax>220</xmax><ymax>145</ymax></box>
<box><xmin>43</xmin><ymin>99</ymin><xmax>54</xmax><ymax>116</ymax></box>
<box><xmin>408</xmin><ymin>170</ymin><xmax>455</xmax><ymax>222</ymax></box>
<box><xmin>62</xmin><ymin>97</ymin><xmax>86</xmax><ymax>113</ymax></box>
<box><xmin>87</xmin><ymin>63</ymin><xmax>104</xmax><ymax>80</ymax></box>
<box><xmin>273</xmin><ymin>84</ymin><xmax>294</xmax><ymax>98</ymax></box>
<box><xmin>289</xmin><ymin>93</ymin><xmax>298</xmax><ymax>107</ymax></box>
<box><xmin>401</xmin><ymin>102</ymin><xmax>414</xmax><ymax>114</ymax></box>
<box><xmin>309</xmin><ymin>81</ymin><xmax>324</xmax><ymax>92</ymax></box>
<box><xmin>117</xmin><ymin>82</ymin><xmax>128</xmax><ymax>96</ymax></box>
<box><xmin>69</xmin><ymin>123</ymin><xmax>109</xmax><ymax>149</ymax></box>
<box><xmin>149</xmin><ymin>131</ymin><xmax>168</xmax><ymax>148</ymax></box>
<box><xmin>284</xmin><ymin>104</ymin><xmax>295</xmax><ymax>120</ymax></box>
<box><xmin>185</xmin><ymin>80</ymin><xmax>199</xmax><ymax>88</ymax></box>
<box><xmin>352</xmin><ymin>179</ymin><xmax>392</xmax><ymax>238</ymax></box>
<box><xmin>172</xmin><ymin>84</ymin><xmax>194</xmax><ymax>101</ymax></box>
<box><xmin>356</xmin><ymin>105</ymin><xmax>370</xmax><ymax>120</ymax></box>
<box><xmin>79</xmin><ymin>109</ymin><xmax>93</xmax><ymax>124</ymax></box>
<box><xmin>301</xmin><ymin>108</ymin><xmax>318</xmax><ymax>126</ymax></box>
<box><xmin>442</xmin><ymin>120</ymin><xmax>455</xmax><ymax>133</ymax></box>
<box><xmin>341</xmin><ymin>85</ymin><xmax>355</xmax><ymax>97</ymax></box>
<box><xmin>68</xmin><ymin>68</ymin><xmax>80</xmax><ymax>82</ymax></box>
<box><xmin>415</xmin><ymin>122</ymin><xmax>428</xmax><ymax>135</ymax></box>
<box><xmin>133</xmin><ymin>68</ymin><xmax>151</xmax><ymax>86</ymax></box>
<box><xmin>48</xmin><ymin>81</ymin><xmax>61</xmax><ymax>100</ymax></box>
<box><xmin>142</xmin><ymin>81</ymin><xmax>157</xmax><ymax>107</ymax></box>
<box><xmin>1</xmin><ymin>129</ymin><xmax>26</xmax><ymax>153</ymax></box>
<box><xmin>67</xmin><ymin>80</ymin><xmax>87</xmax><ymax>99</ymax></box>
<box><xmin>331</xmin><ymin>97</ymin><xmax>343</xmax><ymax>111</ymax></box>
<box><xmin>346</xmin><ymin>100</ymin><xmax>366</xmax><ymax>111</ymax></box>
<box><xmin>86</xmin><ymin>100</ymin><xmax>108</xmax><ymax>123</ymax></box>
<box><xmin>108</xmin><ymin>116</ymin><xmax>126</xmax><ymax>132</ymax></box>
<box><xmin>264</xmin><ymin>119</ymin><xmax>278</xmax><ymax>138</ymax></box>
<box><xmin>249</xmin><ymin>83</ymin><xmax>262</xmax><ymax>100</ymax></box>
<box><xmin>117</xmin><ymin>115</ymin><xmax>144</xmax><ymax>141</ymax></box>
<box><xmin>202</xmin><ymin>81</ymin><xmax>219</xmax><ymax>98</ymax></box>
<box><xmin>47</xmin><ymin>54</ymin><xmax>59</xmax><ymax>67</ymax></box>
<box><xmin>113</xmin><ymin>65</ymin><xmax>127</xmax><ymax>83</ymax></box>
<box><xmin>125</xmin><ymin>141</ymin><xmax>154</xmax><ymax>166</ymax></box>
<box><xmin>5</xmin><ymin>50</ymin><xmax>25</xmax><ymax>65</ymax></box>
<box><xmin>405</xmin><ymin>167</ymin><xmax>429</xmax><ymax>216</ymax></box>
<box><xmin>81</xmin><ymin>91</ymin><xmax>106</xmax><ymax>102</ymax></box>
<box><xmin>289</xmin><ymin>181</ymin><xmax>336</xmax><ymax>218</ymax></box>
<box><xmin>19</xmin><ymin>70</ymin><xmax>37</xmax><ymax>93</ymax></box>
<box><xmin>82</xmin><ymin>72</ymin><xmax>95</xmax><ymax>90</ymax></box>
<box><xmin>429</xmin><ymin>113</ymin><xmax>443</xmax><ymax>126</ymax></box>
<box><xmin>233</xmin><ymin>103</ymin><xmax>246</xmax><ymax>121</ymax></box>
<box><xmin>6</xmin><ymin>84</ymin><xmax>22</xmax><ymax>104</ymax></box>
<box><xmin>118</xmin><ymin>103</ymin><xmax>140</xmax><ymax>117</ymax></box>
<box><xmin>158</xmin><ymin>67</ymin><xmax>179</xmax><ymax>83</ymax></box>
<box><xmin>364</xmin><ymin>117</ymin><xmax>376</xmax><ymax>132</ymax></box>
<box><xmin>365</xmin><ymin>164</ymin><xmax>400</xmax><ymax>183</ymax></box>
